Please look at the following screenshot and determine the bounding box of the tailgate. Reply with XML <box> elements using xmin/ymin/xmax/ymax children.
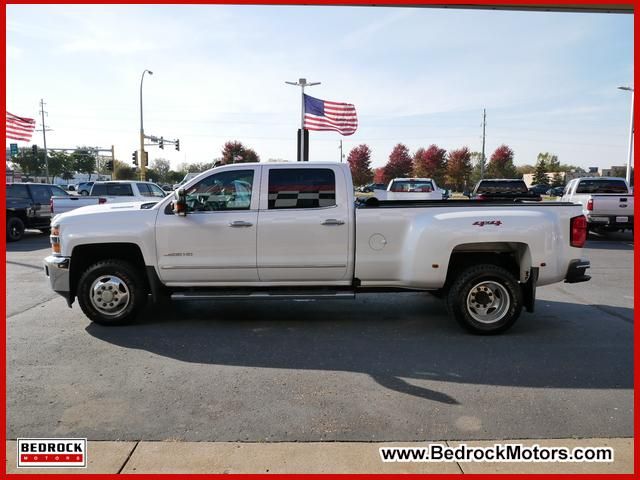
<box><xmin>591</xmin><ymin>195</ymin><xmax>633</xmax><ymax>216</ymax></box>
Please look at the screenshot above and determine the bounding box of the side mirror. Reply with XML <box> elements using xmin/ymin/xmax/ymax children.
<box><xmin>173</xmin><ymin>188</ymin><xmax>187</xmax><ymax>216</ymax></box>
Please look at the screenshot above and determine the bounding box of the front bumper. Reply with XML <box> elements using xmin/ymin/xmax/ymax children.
<box><xmin>44</xmin><ymin>255</ymin><xmax>73</xmax><ymax>305</ymax></box>
<box><xmin>565</xmin><ymin>259</ymin><xmax>591</xmax><ymax>284</ymax></box>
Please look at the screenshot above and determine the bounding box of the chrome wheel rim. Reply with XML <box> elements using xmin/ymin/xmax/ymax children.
<box><xmin>9</xmin><ymin>221</ymin><xmax>22</xmax><ymax>239</ymax></box>
<box><xmin>466</xmin><ymin>280</ymin><xmax>510</xmax><ymax>324</ymax></box>
<box><xmin>89</xmin><ymin>275</ymin><xmax>130</xmax><ymax>316</ymax></box>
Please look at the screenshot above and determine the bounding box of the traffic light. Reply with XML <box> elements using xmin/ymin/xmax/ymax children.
<box><xmin>175</xmin><ymin>139</ymin><xmax>180</xmax><ymax>151</ymax></box>
<box><xmin>143</xmin><ymin>151</ymin><xmax>149</xmax><ymax>167</ymax></box>
<box><xmin>32</xmin><ymin>144</ymin><xmax>38</xmax><ymax>154</ymax></box>
<box><xmin>106</xmin><ymin>160</ymin><xmax>114</xmax><ymax>171</ymax></box>
<box><xmin>159</xmin><ymin>136</ymin><xmax>164</xmax><ymax>149</ymax></box>
<box><xmin>132</xmin><ymin>151</ymin><xmax>138</xmax><ymax>166</ymax></box>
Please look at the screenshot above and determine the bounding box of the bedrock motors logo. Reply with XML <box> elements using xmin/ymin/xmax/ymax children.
<box><xmin>17</xmin><ymin>438</ymin><xmax>87</xmax><ymax>468</ymax></box>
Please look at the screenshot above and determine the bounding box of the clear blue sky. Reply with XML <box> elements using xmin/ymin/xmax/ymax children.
<box><xmin>6</xmin><ymin>5</ymin><xmax>634</xmax><ymax>170</ymax></box>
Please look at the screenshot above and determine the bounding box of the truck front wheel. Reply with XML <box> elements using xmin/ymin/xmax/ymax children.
<box><xmin>77</xmin><ymin>260</ymin><xmax>147</xmax><ymax>326</ymax></box>
<box><xmin>447</xmin><ymin>264</ymin><xmax>522</xmax><ymax>334</ymax></box>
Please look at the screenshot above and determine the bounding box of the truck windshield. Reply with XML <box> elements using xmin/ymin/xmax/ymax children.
<box><xmin>575</xmin><ymin>179</ymin><xmax>628</xmax><ymax>194</ymax></box>
<box><xmin>389</xmin><ymin>180</ymin><xmax>434</xmax><ymax>192</ymax></box>
<box><xmin>476</xmin><ymin>181</ymin><xmax>528</xmax><ymax>194</ymax></box>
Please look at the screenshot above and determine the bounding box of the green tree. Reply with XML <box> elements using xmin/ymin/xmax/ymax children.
<box><xmin>347</xmin><ymin>144</ymin><xmax>374</xmax><ymax>186</ymax></box>
<box><xmin>551</xmin><ymin>171</ymin><xmax>564</xmax><ymax>187</ymax></box>
<box><xmin>48</xmin><ymin>151</ymin><xmax>75</xmax><ymax>182</ymax></box>
<box><xmin>537</xmin><ymin>152</ymin><xmax>559</xmax><ymax>172</ymax></box>
<box><xmin>71</xmin><ymin>147</ymin><xmax>97</xmax><ymax>181</ymax></box>
<box><xmin>446</xmin><ymin>147</ymin><xmax>472</xmax><ymax>192</ymax></box>
<box><xmin>13</xmin><ymin>147</ymin><xmax>45</xmax><ymax>178</ymax></box>
<box><xmin>486</xmin><ymin>145</ymin><xmax>518</xmax><ymax>179</ymax></box>
<box><xmin>113</xmin><ymin>160</ymin><xmax>137</xmax><ymax>180</ymax></box>
<box><xmin>532</xmin><ymin>157</ymin><xmax>550</xmax><ymax>186</ymax></box>
<box><xmin>151</xmin><ymin>158</ymin><xmax>171</xmax><ymax>183</ymax></box>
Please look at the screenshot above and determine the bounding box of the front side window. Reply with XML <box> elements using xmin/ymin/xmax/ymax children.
<box><xmin>184</xmin><ymin>170</ymin><xmax>254</xmax><ymax>212</ymax></box>
<box><xmin>268</xmin><ymin>168</ymin><xmax>336</xmax><ymax>209</ymax></box>
<box><xmin>31</xmin><ymin>185</ymin><xmax>53</xmax><ymax>204</ymax></box>
<box><xmin>149</xmin><ymin>184</ymin><xmax>166</xmax><ymax>198</ymax></box>
<box><xmin>50</xmin><ymin>186</ymin><xmax>68</xmax><ymax>197</ymax></box>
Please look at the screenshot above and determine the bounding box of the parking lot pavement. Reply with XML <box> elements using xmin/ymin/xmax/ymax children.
<box><xmin>6</xmin><ymin>231</ymin><xmax>633</xmax><ymax>443</ymax></box>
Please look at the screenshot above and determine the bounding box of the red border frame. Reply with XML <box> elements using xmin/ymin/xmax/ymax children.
<box><xmin>1</xmin><ymin>1</ymin><xmax>636</xmax><ymax>478</ymax></box>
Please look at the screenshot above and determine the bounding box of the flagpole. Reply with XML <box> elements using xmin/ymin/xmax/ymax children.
<box><xmin>286</xmin><ymin>78</ymin><xmax>320</xmax><ymax>162</ymax></box>
<box><xmin>300</xmin><ymin>83</ymin><xmax>305</xmax><ymax>162</ymax></box>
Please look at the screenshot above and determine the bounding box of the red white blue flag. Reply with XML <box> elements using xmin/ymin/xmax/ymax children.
<box><xmin>303</xmin><ymin>94</ymin><xmax>357</xmax><ymax>136</ymax></box>
<box><xmin>6</xmin><ymin>112</ymin><xmax>36</xmax><ymax>142</ymax></box>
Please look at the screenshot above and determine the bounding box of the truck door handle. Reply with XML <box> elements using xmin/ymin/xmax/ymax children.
<box><xmin>321</xmin><ymin>219</ymin><xmax>345</xmax><ymax>226</ymax></box>
<box><xmin>228</xmin><ymin>221</ymin><xmax>253</xmax><ymax>227</ymax></box>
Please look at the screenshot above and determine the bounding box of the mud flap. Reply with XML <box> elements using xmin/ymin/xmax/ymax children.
<box><xmin>522</xmin><ymin>267</ymin><xmax>539</xmax><ymax>313</ymax></box>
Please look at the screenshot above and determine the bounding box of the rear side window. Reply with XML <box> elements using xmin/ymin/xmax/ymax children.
<box><xmin>576</xmin><ymin>179</ymin><xmax>628</xmax><ymax>194</ymax></box>
<box><xmin>476</xmin><ymin>180</ymin><xmax>528</xmax><ymax>194</ymax></box>
<box><xmin>92</xmin><ymin>184</ymin><xmax>134</xmax><ymax>196</ymax></box>
<box><xmin>268</xmin><ymin>168</ymin><xmax>336</xmax><ymax>209</ymax></box>
<box><xmin>7</xmin><ymin>184</ymin><xmax>30</xmax><ymax>200</ymax></box>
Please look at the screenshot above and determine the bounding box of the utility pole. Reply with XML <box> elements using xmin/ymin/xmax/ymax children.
<box><xmin>285</xmin><ymin>78</ymin><xmax>320</xmax><ymax>161</ymax></box>
<box><xmin>39</xmin><ymin>99</ymin><xmax>50</xmax><ymax>182</ymax></box>
<box><xmin>618</xmin><ymin>86</ymin><xmax>634</xmax><ymax>185</ymax></box>
<box><xmin>480</xmin><ymin>108</ymin><xmax>487</xmax><ymax>180</ymax></box>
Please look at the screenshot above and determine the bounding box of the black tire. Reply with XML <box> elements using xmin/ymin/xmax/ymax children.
<box><xmin>446</xmin><ymin>264</ymin><xmax>522</xmax><ymax>334</ymax></box>
<box><xmin>7</xmin><ymin>216</ymin><xmax>25</xmax><ymax>242</ymax></box>
<box><xmin>77</xmin><ymin>260</ymin><xmax>147</xmax><ymax>326</ymax></box>
<box><xmin>80</xmin><ymin>190</ymin><xmax>89</xmax><ymax>196</ymax></box>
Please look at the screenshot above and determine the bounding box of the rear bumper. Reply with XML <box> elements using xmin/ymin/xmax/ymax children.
<box><xmin>44</xmin><ymin>255</ymin><xmax>73</xmax><ymax>305</ymax></box>
<box><xmin>564</xmin><ymin>259</ymin><xmax>591</xmax><ymax>284</ymax></box>
<box><xmin>586</xmin><ymin>214</ymin><xmax>634</xmax><ymax>229</ymax></box>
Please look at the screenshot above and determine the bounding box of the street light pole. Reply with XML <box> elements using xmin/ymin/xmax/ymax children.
<box><xmin>140</xmin><ymin>69</ymin><xmax>153</xmax><ymax>180</ymax></box>
<box><xmin>618</xmin><ymin>86</ymin><xmax>634</xmax><ymax>185</ymax></box>
<box><xmin>285</xmin><ymin>78</ymin><xmax>320</xmax><ymax>161</ymax></box>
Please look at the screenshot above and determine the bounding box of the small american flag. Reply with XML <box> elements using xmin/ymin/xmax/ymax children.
<box><xmin>303</xmin><ymin>94</ymin><xmax>357</xmax><ymax>136</ymax></box>
<box><xmin>6</xmin><ymin>112</ymin><xmax>36</xmax><ymax>142</ymax></box>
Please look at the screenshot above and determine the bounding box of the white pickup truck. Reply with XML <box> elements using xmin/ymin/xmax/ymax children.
<box><xmin>373</xmin><ymin>177</ymin><xmax>446</xmax><ymax>201</ymax></box>
<box><xmin>44</xmin><ymin>162</ymin><xmax>591</xmax><ymax>334</ymax></box>
<box><xmin>562</xmin><ymin>177</ymin><xmax>634</xmax><ymax>233</ymax></box>
<box><xmin>50</xmin><ymin>181</ymin><xmax>167</xmax><ymax>215</ymax></box>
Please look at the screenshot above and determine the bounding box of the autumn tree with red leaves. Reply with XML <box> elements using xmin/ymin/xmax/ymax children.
<box><xmin>413</xmin><ymin>144</ymin><xmax>447</xmax><ymax>185</ymax></box>
<box><xmin>382</xmin><ymin>143</ymin><xmax>413</xmax><ymax>185</ymax></box>
<box><xmin>221</xmin><ymin>141</ymin><xmax>260</xmax><ymax>165</ymax></box>
<box><xmin>446</xmin><ymin>147</ymin><xmax>472</xmax><ymax>192</ymax></box>
<box><xmin>486</xmin><ymin>144</ymin><xmax>518</xmax><ymax>179</ymax></box>
<box><xmin>373</xmin><ymin>167</ymin><xmax>386</xmax><ymax>184</ymax></box>
<box><xmin>347</xmin><ymin>144</ymin><xmax>374</xmax><ymax>186</ymax></box>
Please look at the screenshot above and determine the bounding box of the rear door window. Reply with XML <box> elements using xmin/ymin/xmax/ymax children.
<box><xmin>576</xmin><ymin>179</ymin><xmax>628</xmax><ymax>194</ymax></box>
<box><xmin>268</xmin><ymin>168</ymin><xmax>336</xmax><ymax>209</ymax></box>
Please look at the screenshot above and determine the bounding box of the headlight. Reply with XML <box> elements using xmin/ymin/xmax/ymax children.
<box><xmin>50</xmin><ymin>225</ymin><xmax>61</xmax><ymax>254</ymax></box>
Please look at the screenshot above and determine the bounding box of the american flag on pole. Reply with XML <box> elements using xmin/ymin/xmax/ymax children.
<box><xmin>303</xmin><ymin>94</ymin><xmax>357</xmax><ymax>136</ymax></box>
<box><xmin>6</xmin><ymin>112</ymin><xmax>36</xmax><ymax>142</ymax></box>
